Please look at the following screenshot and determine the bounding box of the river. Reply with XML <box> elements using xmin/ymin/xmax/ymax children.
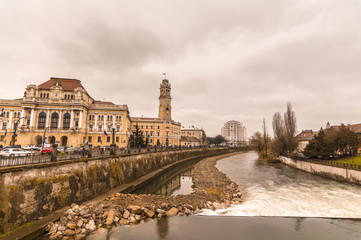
<box><xmin>86</xmin><ymin>152</ymin><xmax>361</xmax><ymax>240</ymax></box>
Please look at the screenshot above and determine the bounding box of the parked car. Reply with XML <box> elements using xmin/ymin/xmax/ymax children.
<box><xmin>57</xmin><ymin>146</ymin><xmax>69</xmax><ymax>153</ymax></box>
<box><xmin>23</xmin><ymin>145</ymin><xmax>40</xmax><ymax>151</ymax></box>
<box><xmin>40</xmin><ymin>147</ymin><xmax>52</xmax><ymax>155</ymax></box>
<box><xmin>67</xmin><ymin>147</ymin><xmax>80</xmax><ymax>154</ymax></box>
<box><xmin>0</xmin><ymin>148</ymin><xmax>31</xmax><ymax>157</ymax></box>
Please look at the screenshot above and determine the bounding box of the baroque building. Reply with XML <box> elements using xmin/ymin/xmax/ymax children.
<box><xmin>180</xmin><ymin>127</ymin><xmax>206</xmax><ymax>146</ymax></box>
<box><xmin>221</xmin><ymin>120</ymin><xmax>247</xmax><ymax>146</ymax></box>
<box><xmin>0</xmin><ymin>77</ymin><xmax>131</xmax><ymax>147</ymax></box>
<box><xmin>130</xmin><ymin>78</ymin><xmax>181</xmax><ymax>146</ymax></box>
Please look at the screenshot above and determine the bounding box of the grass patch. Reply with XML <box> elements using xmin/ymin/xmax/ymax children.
<box><xmin>0</xmin><ymin>222</ymin><xmax>33</xmax><ymax>238</ymax></box>
<box><xmin>334</xmin><ymin>156</ymin><xmax>361</xmax><ymax>165</ymax></box>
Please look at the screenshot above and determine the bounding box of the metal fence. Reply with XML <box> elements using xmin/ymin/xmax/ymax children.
<box><xmin>0</xmin><ymin>145</ymin><xmax>233</xmax><ymax>168</ymax></box>
<box><xmin>298</xmin><ymin>158</ymin><xmax>361</xmax><ymax>171</ymax></box>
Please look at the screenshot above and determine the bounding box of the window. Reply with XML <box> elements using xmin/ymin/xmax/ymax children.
<box><xmin>13</xmin><ymin>122</ymin><xmax>18</xmax><ymax>129</ymax></box>
<box><xmin>89</xmin><ymin>115</ymin><xmax>92</xmax><ymax>121</ymax></box>
<box><xmin>107</xmin><ymin>137</ymin><xmax>110</xmax><ymax>143</ymax></box>
<box><xmin>89</xmin><ymin>124</ymin><xmax>93</xmax><ymax>132</ymax></box>
<box><xmin>157</xmin><ymin>131</ymin><xmax>160</xmax><ymax>136</ymax></box>
<box><xmin>75</xmin><ymin>120</ymin><xmax>79</xmax><ymax>128</ymax></box>
<box><xmin>37</xmin><ymin>112</ymin><xmax>46</xmax><ymax>129</ymax></box>
<box><xmin>88</xmin><ymin>136</ymin><xmax>92</xmax><ymax>143</ymax></box>
<box><xmin>146</xmin><ymin>125</ymin><xmax>148</xmax><ymax>129</ymax></box>
<box><xmin>98</xmin><ymin>125</ymin><xmax>102</xmax><ymax>132</ymax></box>
<box><xmin>98</xmin><ymin>136</ymin><xmax>102</xmax><ymax>143</ymax></box>
<box><xmin>141</xmin><ymin>125</ymin><xmax>143</xmax><ymax>129</ymax></box>
<box><xmin>151</xmin><ymin>125</ymin><xmax>153</xmax><ymax>129</ymax></box>
<box><xmin>50</xmin><ymin>113</ymin><xmax>59</xmax><ymax>129</ymax></box>
<box><xmin>98</xmin><ymin>115</ymin><xmax>102</xmax><ymax>121</ymax></box>
<box><xmin>107</xmin><ymin>125</ymin><xmax>111</xmax><ymax>132</ymax></box>
<box><xmin>157</xmin><ymin>126</ymin><xmax>160</xmax><ymax>129</ymax></box>
<box><xmin>0</xmin><ymin>135</ymin><xmax>4</xmax><ymax>141</ymax></box>
<box><xmin>116</xmin><ymin>136</ymin><xmax>119</xmax><ymax>143</ymax></box>
<box><xmin>116</xmin><ymin>125</ymin><xmax>120</xmax><ymax>132</ymax></box>
<box><xmin>63</xmin><ymin>113</ymin><xmax>71</xmax><ymax>130</ymax></box>
<box><xmin>26</xmin><ymin>119</ymin><xmax>30</xmax><ymax>126</ymax></box>
<box><xmin>150</xmin><ymin>131</ymin><xmax>153</xmax><ymax>136</ymax></box>
<box><xmin>2</xmin><ymin>122</ymin><xmax>7</xmax><ymax>130</ymax></box>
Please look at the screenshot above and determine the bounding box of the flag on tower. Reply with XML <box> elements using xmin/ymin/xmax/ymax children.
<box><xmin>104</xmin><ymin>130</ymin><xmax>108</xmax><ymax>136</ymax></box>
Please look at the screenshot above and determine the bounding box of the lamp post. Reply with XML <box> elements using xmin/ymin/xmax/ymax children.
<box><xmin>42</xmin><ymin>127</ymin><xmax>49</xmax><ymax>148</ymax></box>
<box><xmin>10</xmin><ymin>117</ymin><xmax>25</xmax><ymax>146</ymax></box>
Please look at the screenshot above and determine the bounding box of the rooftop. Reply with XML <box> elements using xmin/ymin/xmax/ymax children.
<box><xmin>38</xmin><ymin>77</ymin><xmax>84</xmax><ymax>91</ymax></box>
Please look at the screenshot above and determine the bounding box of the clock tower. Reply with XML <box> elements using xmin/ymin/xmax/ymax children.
<box><xmin>158</xmin><ymin>78</ymin><xmax>172</xmax><ymax>120</ymax></box>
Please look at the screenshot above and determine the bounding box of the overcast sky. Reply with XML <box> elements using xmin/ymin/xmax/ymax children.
<box><xmin>1</xmin><ymin>0</ymin><xmax>361</xmax><ymax>137</ymax></box>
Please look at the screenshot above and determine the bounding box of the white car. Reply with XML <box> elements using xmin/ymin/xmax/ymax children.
<box><xmin>23</xmin><ymin>145</ymin><xmax>39</xmax><ymax>151</ymax></box>
<box><xmin>0</xmin><ymin>148</ymin><xmax>31</xmax><ymax>157</ymax></box>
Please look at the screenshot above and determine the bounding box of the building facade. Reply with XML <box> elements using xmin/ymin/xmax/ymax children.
<box><xmin>180</xmin><ymin>127</ymin><xmax>206</xmax><ymax>146</ymax></box>
<box><xmin>0</xmin><ymin>77</ymin><xmax>130</xmax><ymax>147</ymax></box>
<box><xmin>130</xmin><ymin>79</ymin><xmax>181</xmax><ymax>146</ymax></box>
<box><xmin>221</xmin><ymin>120</ymin><xmax>247</xmax><ymax>146</ymax></box>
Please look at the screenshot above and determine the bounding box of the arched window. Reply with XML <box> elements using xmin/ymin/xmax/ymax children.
<box><xmin>37</xmin><ymin>112</ymin><xmax>46</xmax><ymax>129</ymax></box>
<box><xmin>40</xmin><ymin>93</ymin><xmax>43</xmax><ymax>98</ymax></box>
<box><xmin>63</xmin><ymin>113</ymin><xmax>71</xmax><ymax>130</ymax></box>
<box><xmin>50</xmin><ymin>112</ymin><xmax>59</xmax><ymax>129</ymax></box>
<box><xmin>47</xmin><ymin>93</ymin><xmax>49</xmax><ymax>98</ymax></box>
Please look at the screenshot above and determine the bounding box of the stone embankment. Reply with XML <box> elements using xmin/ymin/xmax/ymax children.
<box><xmin>44</xmin><ymin>153</ymin><xmax>243</xmax><ymax>240</ymax></box>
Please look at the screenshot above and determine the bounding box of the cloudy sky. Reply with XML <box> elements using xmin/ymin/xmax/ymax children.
<box><xmin>1</xmin><ymin>0</ymin><xmax>361</xmax><ymax>137</ymax></box>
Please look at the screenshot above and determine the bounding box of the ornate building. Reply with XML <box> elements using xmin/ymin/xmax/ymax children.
<box><xmin>180</xmin><ymin>127</ymin><xmax>206</xmax><ymax>146</ymax></box>
<box><xmin>221</xmin><ymin>120</ymin><xmax>247</xmax><ymax>146</ymax></box>
<box><xmin>0</xmin><ymin>77</ymin><xmax>131</xmax><ymax>147</ymax></box>
<box><xmin>131</xmin><ymin>79</ymin><xmax>181</xmax><ymax>146</ymax></box>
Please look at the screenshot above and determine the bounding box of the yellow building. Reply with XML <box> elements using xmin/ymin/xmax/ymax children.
<box><xmin>130</xmin><ymin>78</ymin><xmax>181</xmax><ymax>146</ymax></box>
<box><xmin>0</xmin><ymin>77</ymin><xmax>130</xmax><ymax>147</ymax></box>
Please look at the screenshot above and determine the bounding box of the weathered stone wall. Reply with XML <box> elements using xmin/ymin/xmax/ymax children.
<box><xmin>0</xmin><ymin>148</ymin><xmax>230</xmax><ymax>234</ymax></box>
<box><xmin>279</xmin><ymin>156</ymin><xmax>361</xmax><ymax>184</ymax></box>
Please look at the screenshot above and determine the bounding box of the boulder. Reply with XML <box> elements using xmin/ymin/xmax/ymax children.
<box><xmin>64</xmin><ymin>229</ymin><xmax>75</xmax><ymax>236</ymax></box>
<box><xmin>166</xmin><ymin>207</ymin><xmax>179</xmax><ymax>217</ymax></box>
<box><xmin>85</xmin><ymin>220</ymin><xmax>96</xmax><ymax>232</ymax></box>
<box><xmin>119</xmin><ymin>219</ymin><xmax>130</xmax><ymax>225</ymax></box>
<box><xmin>66</xmin><ymin>222</ymin><xmax>76</xmax><ymax>230</ymax></box>
<box><xmin>105</xmin><ymin>210</ymin><xmax>116</xmax><ymax>225</ymax></box>
<box><xmin>76</xmin><ymin>219</ymin><xmax>84</xmax><ymax>228</ymax></box>
<box><xmin>127</xmin><ymin>205</ymin><xmax>142</xmax><ymax>214</ymax></box>
<box><xmin>123</xmin><ymin>210</ymin><xmax>130</xmax><ymax>219</ymax></box>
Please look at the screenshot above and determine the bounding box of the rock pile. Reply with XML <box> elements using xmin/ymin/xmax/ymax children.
<box><xmin>44</xmin><ymin>153</ymin><xmax>243</xmax><ymax>240</ymax></box>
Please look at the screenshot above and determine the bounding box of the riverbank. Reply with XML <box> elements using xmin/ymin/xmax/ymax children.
<box><xmin>42</xmin><ymin>152</ymin><xmax>243</xmax><ymax>240</ymax></box>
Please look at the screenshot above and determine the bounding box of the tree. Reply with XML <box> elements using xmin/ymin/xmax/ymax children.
<box><xmin>262</xmin><ymin>118</ymin><xmax>270</xmax><ymax>157</ymax></box>
<box><xmin>272</xmin><ymin>112</ymin><xmax>286</xmax><ymax>155</ymax></box>
<box><xmin>129</xmin><ymin>124</ymin><xmax>145</xmax><ymax>148</ymax></box>
<box><xmin>207</xmin><ymin>135</ymin><xmax>226</xmax><ymax>145</ymax></box>
<box><xmin>284</xmin><ymin>102</ymin><xmax>297</xmax><ymax>153</ymax></box>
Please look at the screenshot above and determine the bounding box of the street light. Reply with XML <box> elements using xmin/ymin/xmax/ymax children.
<box><xmin>10</xmin><ymin>117</ymin><xmax>25</xmax><ymax>146</ymax></box>
<box><xmin>42</xmin><ymin>127</ymin><xmax>49</xmax><ymax>148</ymax></box>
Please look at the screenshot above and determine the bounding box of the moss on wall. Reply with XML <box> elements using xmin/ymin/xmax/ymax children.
<box><xmin>0</xmin><ymin>148</ymin><xmax>234</xmax><ymax>234</ymax></box>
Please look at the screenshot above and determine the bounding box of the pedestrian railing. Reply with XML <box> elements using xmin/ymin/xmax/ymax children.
<box><xmin>0</xmin><ymin>145</ymin><xmax>233</xmax><ymax>168</ymax></box>
<box><xmin>297</xmin><ymin>158</ymin><xmax>361</xmax><ymax>171</ymax></box>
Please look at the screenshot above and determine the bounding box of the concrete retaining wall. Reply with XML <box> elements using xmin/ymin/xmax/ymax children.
<box><xmin>279</xmin><ymin>156</ymin><xmax>361</xmax><ymax>185</ymax></box>
<box><xmin>0</xmin><ymin>148</ymin><xmax>232</xmax><ymax>234</ymax></box>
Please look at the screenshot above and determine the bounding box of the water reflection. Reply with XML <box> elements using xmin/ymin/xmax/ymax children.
<box><xmin>156</xmin><ymin>217</ymin><xmax>169</xmax><ymax>239</ymax></box>
<box><xmin>133</xmin><ymin>160</ymin><xmax>197</xmax><ymax>196</ymax></box>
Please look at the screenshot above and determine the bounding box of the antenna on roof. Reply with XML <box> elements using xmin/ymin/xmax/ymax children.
<box><xmin>162</xmin><ymin>72</ymin><xmax>166</xmax><ymax>79</ymax></box>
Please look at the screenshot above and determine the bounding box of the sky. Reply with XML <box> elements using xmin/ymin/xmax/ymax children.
<box><xmin>0</xmin><ymin>0</ymin><xmax>361</xmax><ymax>137</ymax></box>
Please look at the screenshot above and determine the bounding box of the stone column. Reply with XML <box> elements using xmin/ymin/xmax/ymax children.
<box><xmin>95</xmin><ymin>114</ymin><xmax>98</xmax><ymax>131</ymax></box>
<box><xmin>30</xmin><ymin>108</ymin><xmax>35</xmax><ymax>127</ymax></box>
<box><xmin>113</xmin><ymin>114</ymin><xmax>115</xmax><ymax>128</ymax></box>
<box><xmin>58</xmin><ymin>110</ymin><xmax>62</xmax><ymax>129</ymax></box>
<box><xmin>9</xmin><ymin>111</ymin><xmax>13</xmax><ymax>130</ymax></box>
<box><xmin>20</xmin><ymin>108</ymin><xmax>25</xmax><ymax>126</ymax></box>
<box><xmin>70</xmin><ymin>110</ymin><xmax>74</xmax><ymax>128</ymax></box>
<box><xmin>46</xmin><ymin>109</ymin><xmax>50</xmax><ymax>128</ymax></box>
<box><xmin>103</xmin><ymin>114</ymin><xmax>106</xmax><ymax>130</ymax></box>
<box><xmin>79</xmin><ymin>110</ymin><xmax>83</xmax><ymax>129</ymax></box>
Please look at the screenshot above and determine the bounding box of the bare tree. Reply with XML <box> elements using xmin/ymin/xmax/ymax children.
<box><xmin>284</xmin><ymin>102</ymin><xmax>297</xmax><ymax>153</ymax></box>
<box><xmin>272</xmin><ymin>112</ymin><xmax>285</xmax><ymax>155</ymax></box>
<box><xmin>262</xmin><ymin>117</ymin><xmax>269</xmax><ymax>157</ymax></box>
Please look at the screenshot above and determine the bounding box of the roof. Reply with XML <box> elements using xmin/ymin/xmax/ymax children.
<box><xmin>38</xmin><ymin>77</ymin><xmax>84</xmax><ymax>91</ymax></box>
<box><xmin>181</xmin><ymin>136</ymin><xmax>200</xmax><ymax>143</ymax></box>
<box><xmin>92</xmin><ymin>100</ymin><xmax>115</xmax><ymax>106</ymax></box>
<box><xmin>349</xmin><ymin>123</ymin><xmax>361</xmax><ymax>133</ymax></box>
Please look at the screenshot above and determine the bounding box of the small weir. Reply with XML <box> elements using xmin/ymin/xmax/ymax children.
<box><xmin>87</xmin><ymin>152</ymin><xmax>361</xmax><ymax>239</ymax></box>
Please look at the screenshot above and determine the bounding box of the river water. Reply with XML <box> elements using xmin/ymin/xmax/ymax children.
<box><xmin>86</xmin><ymin>152</ymin><xmax>361</xmax><ymax>239</ymax></box>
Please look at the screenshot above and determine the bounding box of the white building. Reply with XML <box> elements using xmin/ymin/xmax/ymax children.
<box><xmin>221</xmin><ymin>120</ymin><xmax>247</xmax><ymax>146</ymax></box>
